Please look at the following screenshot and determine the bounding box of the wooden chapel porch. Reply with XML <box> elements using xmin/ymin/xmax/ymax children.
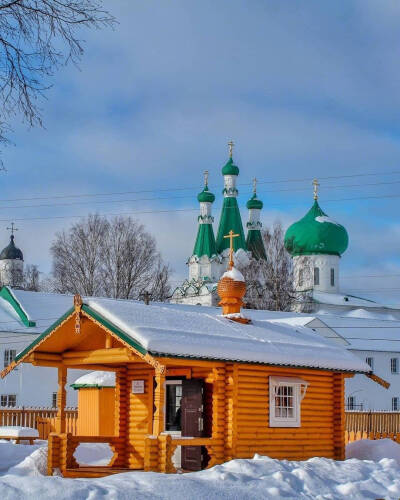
<box><xmin>0</xmin><ymin>296</ymin><xmax>225</xmax><ymax>478</ymax></box>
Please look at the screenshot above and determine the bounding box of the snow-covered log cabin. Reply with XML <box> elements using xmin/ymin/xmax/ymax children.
<box><xmin>0</xmin><ymin>255</ymin><xmax>384</xmax><ymax>478</ymax></box>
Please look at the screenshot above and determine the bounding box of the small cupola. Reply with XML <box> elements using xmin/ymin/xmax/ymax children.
<box><xmin>217</xmin><ymin>230</ymin><xmax>251</xmax><ymax>324</ymax></box>
<box><xmin>0</xmin><ymin>228</ymin><xmax>23</xmax><ymax>261</ymax></box>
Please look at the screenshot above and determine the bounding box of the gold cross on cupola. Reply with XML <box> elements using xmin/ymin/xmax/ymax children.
<box><xmin>252</xmin><ymin>177</ymin><xmax>257</xmax><ymax>194</ymax></box>
<box><xmin>228</xmin><ymin>140</ymin><xmax>234</xmax><ymax>158</ymax></box>
<box><xmin>313</xmin><ymin>179</ymin><xmax>320</xmax><ymax>201</ymax></box>
<box><xmin>6</xmin><ymin>222</ymin><xmax>18</xmax><ymax>236</ymax></box>
<box><xmin>224</xmin><ymin>229</ymin><xmax>240</xmax><ymax>269</ymax></box>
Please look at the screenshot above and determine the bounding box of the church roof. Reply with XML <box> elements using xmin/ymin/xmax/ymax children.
<box><xmin>197</xmin><ymin>186</ymin><xmax>215</xmax><ymax>203</ymax></box>
<box><xmin>193</xmin><ymin>223</ymin><xmax>217</xmax><ymax>259</ymax></box>
<box><xmin>284</xmin><ymin>201</ymin><xmax>348</xmax><ymax>257</ymax></box>
<box><xmin>221</xmin><ymin>157</ymin><xmax>239</xmax><ymax>176</ymax></box>
<box><xmin>216</xmin><ymin>197</ymin><xmax>246</xmax><ymax>254</ymax></box>
<box><xmin>0</xmin><ymin>235</ymin><xmax>23</xmax><ymax>261</ymax></box>
<box><xmin>246</xmin><ymin>193</ymin><xmax>263</xmax><ymax>210</ymax></box>
<box><xmin>246</xmin><ymin>229</ymin><xmax>266</xmax><ymax>260</ymax></box>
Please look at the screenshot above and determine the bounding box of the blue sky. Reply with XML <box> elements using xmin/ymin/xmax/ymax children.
<box><xmin>2</xmin><ymin>0</ymin><xmax>400</xmax><ymax>300</ymax></box>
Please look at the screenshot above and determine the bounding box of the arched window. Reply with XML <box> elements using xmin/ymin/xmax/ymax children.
<box><xmin>298</xmin><ymin>269</ymin><xmax>304</xmax><ymax>287</ymax></box>
<box><xmin>313</xmin><ymin>267</ymin><xmax>320</xmax><ymax>286</ymax></box>
<box><xmin>330</xmin><ymin>268</ymin><xmax>335</xmax><ymax>286</ymax></box>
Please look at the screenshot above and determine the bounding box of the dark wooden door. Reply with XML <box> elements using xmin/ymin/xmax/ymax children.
<box><xmin>181</xmin><ymin>379</ymin><xmax>204</xmax><ymax>471</ymax></box>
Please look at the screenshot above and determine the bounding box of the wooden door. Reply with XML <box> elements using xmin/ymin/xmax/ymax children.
<box><xmin>181</xmin><ymin>379</ymin><xmax>204</xmax><ymax>471</ymax></box>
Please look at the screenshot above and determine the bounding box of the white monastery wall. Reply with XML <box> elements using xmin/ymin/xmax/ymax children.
<box><xmin>293</xmin><ymin>254</ymin><xmax>340</xmax><ymax>293</ymax></box>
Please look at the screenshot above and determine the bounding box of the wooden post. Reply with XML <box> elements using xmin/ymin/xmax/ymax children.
<box><xmin>332</xmin><ymin>373</ymin><xmax>345</xmax><ymax>460</ymax></box>
<box><xmin>55</xmin><ymin>366</ymin><xmax>67</xmax><ymax>434</ymax></box>
<box><xmin>113</xmin><ymin>367</ymin><xmax>128</xmax><ymax>467</ymax></box>
<box><xmin>153</xmin><ymin>367</ymin><xmax>166</xmax><ymax>436</ymax></box>
<box><xmin>210</xmin><ymin>366</ymin><xmax>226</xmax><ymax>467</ymax></box>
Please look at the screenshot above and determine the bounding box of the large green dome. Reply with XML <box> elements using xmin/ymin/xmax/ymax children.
<box><xmin>222</xmin><ymin>157</ymin><xmax>239</xmax><ymax>176</ymax></box>
<box><xmin>197</xmin><ymin>186</ymin><xmax>215</xmax><ymax>203</ymax></box>
<box><xmin>284</xmin><ymin>201</ymin><xmax>348</xmax><ymax>257</ymax></box>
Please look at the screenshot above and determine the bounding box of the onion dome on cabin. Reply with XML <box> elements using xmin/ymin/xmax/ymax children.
<box><xmin>217</xmin><ymin>230</ymin><xmax>250</xmax><ymax>324</ymax></box>
<box><xmin>0</xmin><ymin>234</ymin><xmax>23</xmax><ymax>261</ymax></box>
<box><xmin>284</xmin><ymin>180</ymin><xmax>348</xmax><ymax>257</ymax></box>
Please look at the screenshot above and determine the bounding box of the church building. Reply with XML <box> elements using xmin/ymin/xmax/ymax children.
<box><xmin>171</xmin><ymin>143</ymin><xmax>266</xmax><ymax>306</ymax></box>
<box><xmin>0</xmin><ymin>224</ymin><xmax>24</xmax><ymax>288</ymax></box>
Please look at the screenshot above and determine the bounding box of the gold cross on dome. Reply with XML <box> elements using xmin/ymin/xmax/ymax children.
<box><xmin>6</xmin><ymin>222</ymin><xmax>18</xmax><ymax>236</ymax></box>
<box><xmin>224</xmin><ymin>229</ymin><xmax>240</xmax><ymax>269</ymax></box>
<box><xmin>204</xmin><ymin>170</ymin><xmax>209</xmax><ymax>187</ymax></box>
<box><xmin>228</xmin><ymin>140</ymin><xmax>234</xmax><ymax>158</ymax></box>
<box><xmin>312</xmin><ymin>179</ymin><xmax>320</xmax><ymax>201</ymax></box>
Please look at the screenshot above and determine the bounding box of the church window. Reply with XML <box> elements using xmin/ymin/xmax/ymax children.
<box><xmin>52</xmin><ymin>392</ymin><xmax>57</xmax><ymax>408</ymax></box>
<box><xmin>330</xmin><ymin>268</ymin><xmax>335</xmax><ymax>286</ymax></box>
<box><xmin>392</xmin><ymin>397</ymin><xmax>399</xmax><ymax>411</ymax></box>
<box><xmin>391</xmin><ymin>358</ymin><xmax>399</xmax><ymax>374</ymax></box>
<box><xmin>365</xmin><ymin>357</ymin><xmax>374</xmax><ymax>370</ymax></box>
<box><xmin>269</xmin><ymin>376</ymin><xmax>308</xmax><ymax>428</ymax></box>
<box><xmin>3</xmin><ymin>349</ymin><xmax>16</xmax><ymax>368</ymax></box>
<box><xmin>313</xmin><ymin>267</ymin><xmax>320</xmax><ymax>286</ymax></box>
<box><xmin>0</xmin><ymin>394</ymin><xmax>16</xmax><ymax>407</ymax></box>
<box><xmin>298</xmin><ymin>269</ymin><xmax>303</xmax><ymax>287</ymax></box>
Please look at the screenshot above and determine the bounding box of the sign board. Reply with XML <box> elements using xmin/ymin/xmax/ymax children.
<box><xmin>132</xmin><ymin>380</ymin><xmax>145</xmax><ymax>394</ymax></box>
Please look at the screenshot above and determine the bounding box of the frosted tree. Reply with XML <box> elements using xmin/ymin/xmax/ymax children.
<box><xmin>50</xmin><ymin>214</ymin><xmax>171</xmax><ymax>301</ymax></box>
<box><xmin>240</xmin><ymin>222</ymin><xmax>311</xmax><ymax>312</ymax></box>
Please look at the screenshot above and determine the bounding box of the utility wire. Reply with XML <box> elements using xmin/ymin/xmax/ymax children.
<box><xmin>0</xmin><ymin>168</ymin><xmax>399</xmax><ymax>204</ymax></box>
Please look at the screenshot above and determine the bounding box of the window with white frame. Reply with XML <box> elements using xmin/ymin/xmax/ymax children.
<box><xmin>1</xmin><ymin>394</ymin><xmax>16</xmax><ymax>407</ymax></box>
<box><xmin>365</xmin><ymin>357</ymin><xmax>374</xmax><ymax>370</ymax></box>
<box><xmin>269</xmin><ymin>376</ymin><xmax>308</xmax><ymax>427</ymax></box>
<box><xmin>391</xmin><ymin>358</ymin><xmax>399</xmax><ymax>374</ymax></box>
<box><xmin>3</xmin><ymin>349</ymin><xmax>16</xmax><ymax>368</ymax></box>
<box><xmin>392</xmin><ymin>397</ymin><xmax>399</xmax><ymax>411</ymax></box>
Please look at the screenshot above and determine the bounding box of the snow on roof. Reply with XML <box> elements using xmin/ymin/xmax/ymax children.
<box><xmin>85</xmin><ymin>298</ymin><xmax>369</xmax><ymax>372</ymax></box>
<box><xmin>313</xmin><ymin>290</ymin><xmax>400</xmax><ymax>310</ymax></box>
<box><xmin>0</xmin><ymin>289</ymin><xmax>73</xmax><ymax>334</ymax></box>
<box><xmin>71</xmin><ymin>371</ymin><xmax>115</xmax><ymax>388</ymax></box>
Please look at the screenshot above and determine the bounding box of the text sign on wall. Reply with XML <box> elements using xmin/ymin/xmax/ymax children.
<box><xmin>132</xmin><ymin>380</ymin><xmax>145</xmax><ymax>394</ymax></box>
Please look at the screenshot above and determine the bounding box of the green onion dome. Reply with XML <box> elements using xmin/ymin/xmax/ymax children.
<box><xmin>222</xmin><ymin>157</ymin><xmax>239</xmax><ymax>176</ymax></box>
<box><xmin>284</xmin><ymin>201</ymin><xmax>348</xmax><ymax>257</ymax></box>
<box><xmin>197</xmin><ymin>186</ymin><xmax>215</xmax><ymax>203</ymax></box>
<box><xmin>246</xmin><ymin>193</ymin><xmax>263</xmax><ymax>210</ymax></box>
<box><xmin>0</xmin><ymin>235</ymin><xmax>23</xmax><ymax>260</ymax></box>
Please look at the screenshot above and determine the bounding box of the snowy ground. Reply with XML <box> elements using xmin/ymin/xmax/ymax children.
<box><xmin>0</xmin><ymin>439</ymin><xmax>399</xmax><ymax>499</ymax></box>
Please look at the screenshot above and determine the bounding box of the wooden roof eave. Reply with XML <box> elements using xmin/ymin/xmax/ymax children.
<box><xmin>0</xmin><ymin>303</ymin><xmax>163</xmax><ymax>378</ymax></box>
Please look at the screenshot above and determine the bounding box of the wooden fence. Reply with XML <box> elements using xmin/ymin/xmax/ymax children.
<box><xmin>345</xmin><ymin>411</ymin><xmax>400</xmax><ymax>444</ymax></box>
<box><xmin>0</xmin><ymin>408</ymin><xmax>78</xmax><ymax>439</ymax></box>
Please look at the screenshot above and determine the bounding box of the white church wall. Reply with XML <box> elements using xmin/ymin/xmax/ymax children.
<box><xmin>0</xmin><ymin>259</ymin><xmax>23</xmax><ymax>287</ymax></box>
<box><xmin>293</xmin><ymin>254</ymin><xmax>340</xmax><ymax>294</ymax></box>
<box><xmin>345</xmin><ymin>349</ymin><xmax>400</xmax><ymax>411</ymax></box>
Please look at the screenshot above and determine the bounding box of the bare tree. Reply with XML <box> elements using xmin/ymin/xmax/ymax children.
<box><xmin>21</xmin><ymin>264</ymin><xmax>40</xmax><ymax>291</ymax></box>
<box><xmin>240</xmin><ymin>222</ymin><xmax>311</xmax><ymax>312</ymax></box>
<box><xmin>50</xmin><ymin>214</ymin><xmax>172</xmax><ymax>300</ymax></box>
<box><xmin>0</xmin><ymin>1</ymin><xmax>115</xmax><ymax>157</ymax></box>
<box><xmin>51</xmin><ymin>213</ymin><xmax>107</xmax><ymax>295</ymax></box>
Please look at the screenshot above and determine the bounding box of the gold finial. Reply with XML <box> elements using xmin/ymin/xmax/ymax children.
<box><xmin>252</xmin><ymin>177</ymin><xmax>257</xmax><ymax>194</ymax></box>
<box><xmin>228</xmin><ymin>140</ymin><xmax>234</xmax><ymax>158</ymax></box>
<box><xmin>204</xmin><ymin>170</ymin><xmax>209</xmax><ymax>188</ymax></box>
<box><xmin>223</xmin><ymin>229</ymin><xmax>240</xmax><ymax>269</ymax></box>
<box><xmin>6</xmin><ymin>222</ymin><xmax>18</xmax><ymax>236</ymax></box>
<box><xmin>313</xmin><ymin>178</ymin><xmax>320</xmax><ymax>201</ymax></box>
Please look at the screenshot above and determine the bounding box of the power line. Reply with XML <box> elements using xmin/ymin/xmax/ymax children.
<box><xmin>1</xmin><ymin>190</ymin><xmax>400</xmax><ymax>223</ymax></box>
<box><xmin>2</xmin><ymin>178</ymin><xmax>400</xmax><ymax>212</ymax></box>
<box><xmin>0</xmin><ymin>168</ymin><xmax>399</xmax><ymax>204</ymax></box>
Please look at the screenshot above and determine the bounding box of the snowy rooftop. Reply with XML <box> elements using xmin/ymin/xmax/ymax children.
<box><xmin>71</xmin><ymin>371</ymin><xmax>115</xmax><ymax>389</ymax></box>
<box><xmin>313</xmin><ymin>290</ymin><xmax>400</xmax><ymax>311</ymax></box>
<box><xmin>84</xmin><ymin>298</ymin><xmax>370</xmax><ymax>372</ymax></box>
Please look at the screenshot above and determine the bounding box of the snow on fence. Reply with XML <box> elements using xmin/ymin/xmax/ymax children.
<box><xmin>0</xmin><ymin>407</ymin><xmax>78</xmax><ymax>439</ymax></box>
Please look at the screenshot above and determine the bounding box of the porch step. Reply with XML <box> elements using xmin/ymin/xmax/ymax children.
<box><xmin>64</xmin><ymin>466</ymin><xmax>139</xmax><ymax>478</ymax></box>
